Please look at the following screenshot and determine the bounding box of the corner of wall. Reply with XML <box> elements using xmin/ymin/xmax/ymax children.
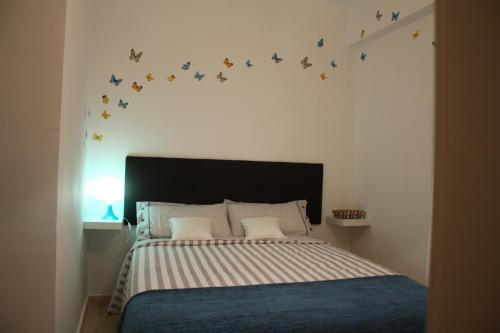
<box><xmin>55</xmin><ymin>0</ymin><xmax>92</xmax><ymax>331</ymax></box>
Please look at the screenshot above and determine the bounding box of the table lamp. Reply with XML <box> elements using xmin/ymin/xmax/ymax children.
<box><xmin>89</xmin><ymin>177</ymin><xmax>124</xmax><ymax>220</ymax></box>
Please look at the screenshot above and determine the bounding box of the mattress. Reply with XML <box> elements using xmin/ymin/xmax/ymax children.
<box><xmin>109</xmin><ymin>237</ymin><xmax>396</xmax><ymax>314</ymax></box>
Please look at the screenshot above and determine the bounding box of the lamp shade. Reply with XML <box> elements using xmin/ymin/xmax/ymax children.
<box><xmin>88</xmin><ymin>177</ymin><xmax>124</xmax><ymax>203</ymax></box>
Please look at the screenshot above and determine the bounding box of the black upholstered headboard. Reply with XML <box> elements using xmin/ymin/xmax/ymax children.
<box><xmin>123</xmin><ymin>156</ymin><xmax>323</xmax><ymax>225</ymax></box>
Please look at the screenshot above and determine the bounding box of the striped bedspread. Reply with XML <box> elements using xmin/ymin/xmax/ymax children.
<box><xmin>109</xmin><ymin>238</ymin><xmax>394</xmax><ymax>313</ymax></box>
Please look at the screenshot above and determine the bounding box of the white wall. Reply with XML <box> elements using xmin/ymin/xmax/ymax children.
<box><xmin>82</xmin><ymin>0</ymin><xmax>435</xmax><ymax>293</ymax></box>
<box><xmin>0</xmin><ymin>0</ymin><xmax>66</xmax><ymax>331</ymax></box>
<box><xmin>350</xmin><ymin>5</ymin><xmax>435</xmax><ymax>284</ymax></box>
<box><xmin>55</xmin><ymin>0</ymin><xmax>91</xmax><ymax>331</ymax></box>
<box><xmin>86</xmin><ymin>228</ymin><xmax>136</xmax><ymax>295</ymax></box>
<box><xmin>83</xmin><ymin>0</ymin><xmax>356</xmax><ymax>294</ymax></box>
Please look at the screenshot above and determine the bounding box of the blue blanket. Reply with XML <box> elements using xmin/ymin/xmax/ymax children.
<box><xmin>118</xmin><ymin>276</ymin><xmax>426</xmax><ymax>333</ymax></box>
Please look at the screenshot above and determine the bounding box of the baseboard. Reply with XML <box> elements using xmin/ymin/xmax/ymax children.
<box><xmin>87</xmin><ymin>292</ymin><xmax>113</xmax><ymax>297</ymax></box>
<box><xmin>76</xmin><ymin>294</ymin><xmax>114</xmax><ymax>333</ymax></box>
<box><xmin>76</xmin><ymin>295</ymin><xmax>89</xmax><ymax>333</ymax></box>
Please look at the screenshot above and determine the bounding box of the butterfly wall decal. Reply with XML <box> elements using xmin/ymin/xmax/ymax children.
<box><xmin>271</xmin><ymin>52</ymin><xmax>283</xmax><ymax>63</ymax></box>
<box><xmin>317</xmin><ymin>38</ymin><xmax>324</xmax><ymax>48</ymax></box>
<box><xmin>93</xmin><ymin>133</ymin><xmax>103</xmax><ymax>141</ymax></box>
<box><xmin>102</xmin><ymin>95</ymin><xmax>109</xmax><ymax>104</ymax></box>
<box><xmin>223</xmin><ymin>58</ymin><xmax>234</xmax><ymax>68</ymax></box>
<box><xmin>167</xmin><ymin>74</ymin><xmax>176</xmax><ymax>81</ymax></box>
<box><xmin>376</xmin><ymin>10</ymin><xmax>382</xmax><ymax>21</ymax></box>
<box><xmin>101</xmin><ymin>111</ymin><xmax>111</xmax><ymax>120</ymax></box>
<box><xmin>392</xmin><ymin>11</ymin><xmax>400</xmax><ymax>21</ymax></box>
<box><xmin>181</xmin><ymin>61</ymin><xmax>191</xmax><ymax>70</ymax></box>
<box><xmin>118</xmin><ymin>99</ymin><xmax>128</xmax><ymax>109</ymax></box>
<box><xmin>194</xmin><ymin>71</ymin><xmax>205</xmax><ymax>81</ymax></box>
<box><xmin>245</xmin><ymin>60</ymin><xmax>254</xmax><ymax>68</ymax></box>
<box><xmin>132</xmin><ymin>82</ymin><xmax>143</xmax><ymax>92</ymax></box>
<box><xmin>360</xmin><ymin>52</ymin><xmax>367</xmax><ymax>61</ymax></box>
<box><xmin>129</xmin><ymin>49</ymin><xmax>143</xmax><ymax>62</ymax></box>
<box><xmin>331</xmin><ymin>60</ymin><xmax>338</xmax><ymax>68</ymax></box>
<box><xmin>300</xmin><ymin>57</ymin><xmax>312</xmax><ymax>69</ymax></box>
<box><xmin>432</xmin><ymin>41</ymin><xmax>437</xmax><ymax>47</ymax></box>
<box><xmin>412</xmin><ymin>30</ymin><xmax>420</xmax><ymax>39</ymax></box>
<box><xmin>320</xmin><ymin>73</ymin><xmax>327</xmax><ymax>80</ymax></box>
<box><xmin>360</xmin><ymin>30</ymin><xmax>365</xmax><ymax>38</ymax></box>
<box><xmin>216</xmin><ymin>72</ymin><xmax>227</xmax><ymax>83</ymax></box>
<box><xmin>110</xmin><ymin>74</ymin><xmax>123</xmax><ymax>86</ymax></box>
<box><xmin>146</xmin><ymin>73</ymin><xmax>154</xmax><ymax>81</ymax></box>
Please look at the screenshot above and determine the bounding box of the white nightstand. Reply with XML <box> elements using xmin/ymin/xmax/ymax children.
<box><xmin>83</xmin><ymin>219</ymin><xmax>124</xmax><ymax>230</ymax></box>
<box><xmin>326</xmin><ymin>216</ymin><xmax>370</xmax><ymax>227</ymax></box>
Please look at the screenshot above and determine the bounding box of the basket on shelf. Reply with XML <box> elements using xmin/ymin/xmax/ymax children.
<box><xmin>332</xmin><ymin>209</ymin><xmax>366</xmax><ymax>219</ymax></box>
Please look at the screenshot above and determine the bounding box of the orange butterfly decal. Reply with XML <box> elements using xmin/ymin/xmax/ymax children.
<box><xmin>132</xmin><ymin>82</ymin><xmax>143</xmax><ymax>92</ymax></box>
<box><xmin>102</xmin><ymin>95</ymin><xmax>109</xmax><ymax>104</ymax></box>
<box><xmin>412</xmin><ymin>30</ymin><xmax>420</xmax><ymax>39</ymax></box>
<box><xmin>167</xmin><ymin>74</ymin><xmax>176</xmax><ymax>81</ymax></box>
<box><xmin>223</xmin><ymin>58</ymin><xmax>234</xmax><ymax>68</ymax></box>
<box><xmin>320</xmin><ymin>73</ymin><xmax>327</xmax><ymax>80</ymax></box>
<box><xmin>146</xmin><ymin>73</ymin><xmax>154</xmax><ymax>81</ymax></box>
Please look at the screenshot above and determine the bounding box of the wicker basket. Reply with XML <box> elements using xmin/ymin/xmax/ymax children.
<box><xmin>332</xmin><ymin>209</ymin><xmax>366</xmax><ymax>219</ymax></box>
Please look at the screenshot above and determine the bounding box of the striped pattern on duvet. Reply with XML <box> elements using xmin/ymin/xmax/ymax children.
<box><xmin>108</xmin><ymin>239</ymin><xmax>394</xmax><ymax>313</ymax></box>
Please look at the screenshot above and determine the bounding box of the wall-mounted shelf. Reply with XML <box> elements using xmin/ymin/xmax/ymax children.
<box><xmin>83</xmin><ymin>219</ymin><xmax>124</xmax><ymax>230</ymax></box>
<box><xmin>326</xmin><ymin>216</ymin><xmax>370</xmax><ymax>227</ymax></box>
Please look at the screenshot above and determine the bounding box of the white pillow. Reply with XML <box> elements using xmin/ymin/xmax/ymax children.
<box><xmin>226</xmin><ymin>200</ymin><xmax>311</xmax><ymax>237</ymax></box>
<box><xmin>139</xmin><ymin>202</ymin><xmax>231</xmax><ymax>239</ymax></box>
<box><xmin>240</xmin><ymin>217</ymin><xmax>286</xmax><ymax>240</ymax></box>
<box><xmin>169</xmin><ymin>217</ymin><xmax>213</xmax><ymax>240</ymax></box>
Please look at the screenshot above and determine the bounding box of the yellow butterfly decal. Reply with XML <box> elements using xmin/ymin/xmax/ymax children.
<box><xmin>93</xmin><ymin>133</ymin><xmax>103</xmax><ymax>141</ymax></box>
<box><xmin>132</xmin><ymin>82</ymin><xmax>143</xmax><ymax>92</ymax></box>
<box><xmin>167</xmin><ymin>74</ymin><xmax>176</xmax><ymax>81</ymax></box>
<box><xmin>412</xmin><ymin>30</ymin><xmax>420</xmax><ymax>39</ymax></box>
<box><xmin>146</xmin><ymin>73</ymin><xmax>154</xmax><ymax>81</ymax></box>
<box><xmin>216</xmin><ymin>72</ymin><xmax>227</xmax><ymax>83</ymax></box>
<box><xmin>223</xmin><ymin>58</ymin><xmax>234</xmax><ymax>68</ymax></box>
<box><xmin>320</xmin><ymin>73</ymin><xmax>327</xmax><ymax>80</ymax></box>
<box><xmin>101</xmin><ymin>111</ymin><xmax>111</xmax><ymax>120</ymax></box>
<box><xmin>102</xmin><ymin>95</ymin><xmax>109</xmax><ymax>104</ymax></box>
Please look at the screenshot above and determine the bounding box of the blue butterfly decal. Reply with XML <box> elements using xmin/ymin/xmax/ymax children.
<box><xmin>317</xmin><ymin>38</ymin><xmax>324</xmax><ymax>48</ymax></box>
<box><xmin>360</xmin><ymin>52</ymin><xmax>367</xmax><ymax>61</ymax></box>
<box><xmin>110</xmin><ymin>74</ymin><xmax>123</xmax><ymax>86</ymax></box>
<box><xmin>194</xmin><ymin>71</ymin><xmax>205</xmax><ymax>81</ymax></box>
<box><xmin>271</xmin><ymin>52</ymin><xmax>283</xmax><ymax>63</ymax></box>
<box><xmin>300</xmin><ymin>57</ymin><xmax>312</xmax><ymax>69</ymax></box>
<box><xmin>118</xmin><ymin>99</ymin><xmax>128</xmax><ymax>109</ymax></box>
<box><xmin>392</xmin><ymin>11</ymin><xmax>400</xmax><ymax>21</ymax></box>
<box><xmin>245</xmin><ymin>60</ymin><xmax>254</xmax><ymax>68</ymax></box>
<box><xmin>331</xmin><ymin>60</ymin><xmax>338</xmax><ymax>68</ymax></box>
<box><xmin>181</xmin><ymin>61</ymin><xmax>191</xmax><ymax>70</ymax></box>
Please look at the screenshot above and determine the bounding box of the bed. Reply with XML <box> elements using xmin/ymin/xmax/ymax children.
<box><xmin>110</xmin><ymin>156</ymin><xmax>426</xmax><ymax>333</ymax></box>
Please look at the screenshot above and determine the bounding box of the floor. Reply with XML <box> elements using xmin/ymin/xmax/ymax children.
<box><xmin>80</xmin><ymin>296</ymin><xmax>120</xmax><ymax>333</ymax></box>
